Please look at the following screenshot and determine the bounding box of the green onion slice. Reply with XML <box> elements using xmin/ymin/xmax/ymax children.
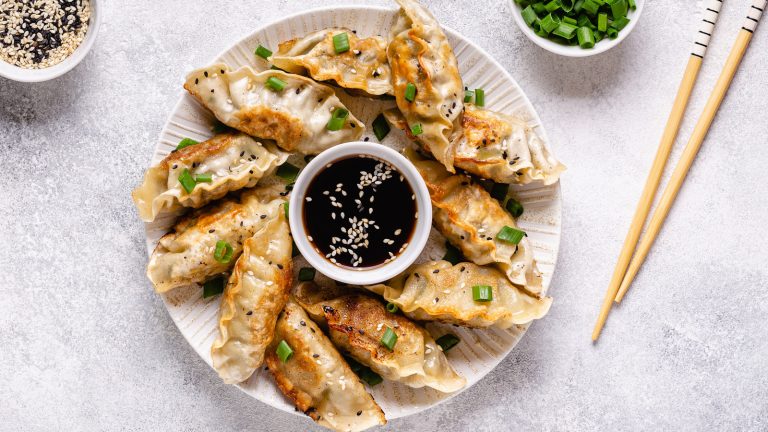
<box><xmin>178</xmin><ymin>169</ymin><xmax>196</xmax><ymax>193</ymax></box>
<box><xmin>410</xmin><ymin>123</ymin><xmax>423</xmax><ymax>136</ymax></box>
<box><xmin>522</xmin><ymin>6</ymin><xmax>538</xmax><ymax>26</ymax></box>
<box><xmin>607</xmin><ymin>0</ymin><xmax>628</xmax><ymax>19</ymax></box>
<box><xmin>276</xmin><ymin>162</ymin><xmax>300</xmax><ymax>182</ymax></box>
<box><xmin>385</xmin><ymin>302</ymin><xmax>399</xmax><ymax>314</ymax></box>
<box><xmin>577</xmin><ymin>26</ymin><xmax>596</xmax><ymax>48</ymax></box>
<box><xmin>463</xmin><ymin>90</ymin><xmax>474</xmax><ymax>103</ymax></box>
<box><xmin>298</xmin><ymin>267</ymin><xmax>316</xmax><ymax>281</ymax></box>
<box><xmin>435</xmin><ymin>334</ymin><xmax>461</xmax><ymax>352</ymax></box>
<box><xmin>472</xmin><ymin>285</ymin><xmax>493</xmax><ymax>302</ymax></box>
<box><xmin>474</xmin><ymin>88</ymin><xmax>485</xmax><ymax>107</ymax></box>
<box><xmin>553</xmin><ymin>22</ymin><xmax>579</xmax><ymax>39</ymax></box>
<box><xmin>327</xmin><ymin>108</ymin><xmax>350</xmax><ymax>131</ymax></box>
<box><xmin>540</xmin><ymin>13</ymin><xmax>561</xmax><ymax>33</ymax></box>
<box><xmin>372</xmin><ymin>113</ymin><xmax>391</xmax><ymax>141</ymax></box>
<box><xmin>505</xmin><ymin>198</ymin><xmax>525</xmax><ymax>218</ymax></box>
<box><xmin>544</xmin><ymin>0</ymin><xmax>561</xmax><ymax>12</ymax></box>
<box><xmin>214</xmin><ymin>240</ymin><xmax>234</xmax><ymax>264</ymax></box>
<box><xmin>255</xmin><ymin>45</ymin><xmax>273</xmax><ymax>60</ymax></box>
<box><xmin>176</xmin><ymin>138</ymin><xmax>199</xmax><ymax>151</ymax></box>
<box><xmin>333</xmin><ymin>32</ymin><xmax>350</xmax><ymax>54</ymax></box>
<box><xmin>404</xmin><ymin>82</ymin><xmax>417</xmax><ymax>102</ymax></box>
<box><xmin>194</xmin><ymin>173</ymin><xmax>212</xmax><ymax>183</ymax></box>
<box><xmin>202</xmin><ymin>276</ymin><xmax>225</xmax><ymax>298</ymax></box>
<box><xmin>380</xmin><ymin>327</ymin><xmax>398</xmax><ymax>350</ymax></box>
<box><xmin>266</xmin><ymin>76</ymin><xmax>287</xmax><ymax>91</ymax></box>
<box><xmin>283</xmin><ymin>202</ymin><xmax>289</xmax><ymax>219</ymax></box>
<box><xmin>496</xmin><ymin>226</ymin><xmax>527</xmax><ymax>244</ymax></box>
<box><xmin>276</xmin><ymin>340</ymin><xmax>293</xmax><ymax>363</ymax></box>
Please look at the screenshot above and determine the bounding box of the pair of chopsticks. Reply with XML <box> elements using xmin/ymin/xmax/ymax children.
<box><xmin>593</xmin><ymin>0</ymin><xmax>766</xmax><ymax>341</ymax></box>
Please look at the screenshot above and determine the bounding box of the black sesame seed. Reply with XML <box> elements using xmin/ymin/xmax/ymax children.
<box><xmin>300</xmin><ymin>320</ymin><xmax>306</xmax><ymax>326</ymax></box>
<box><xmin>246</xmin><ymin>311</ymin><xmax>253</xmax><ymax>316</ymax></box>
<box><xmin>204</xmin><ymin>71</ymin><xmax>208</xmax><ymax>77</ymax></box>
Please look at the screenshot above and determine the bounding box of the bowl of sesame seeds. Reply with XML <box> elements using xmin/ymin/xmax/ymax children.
<box><xmin>0</xmin><ymin>0</ymin><xmax>100</xmax><ymax>82</ymax></box>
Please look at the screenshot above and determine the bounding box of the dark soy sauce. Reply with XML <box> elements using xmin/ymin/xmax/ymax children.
<box><xmin>303</xmin><ymin>155</ymin><xmax>417</xmax><ymax>269</ymax></box>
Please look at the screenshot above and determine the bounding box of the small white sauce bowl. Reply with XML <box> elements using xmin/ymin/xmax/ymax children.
<box><xmin>289</xmin><ymin>142</ymin><xmax>432</xmax><ymax>285</ymax></box>
<box><xmin>0</xmin><ymin>0</ymin><xmax>102</xmax><ymax>82</ymax></box>
<box><xmin>509</xmin><ymin>0</ymin><xmax>644</xmax><ymax>57</ymax></box>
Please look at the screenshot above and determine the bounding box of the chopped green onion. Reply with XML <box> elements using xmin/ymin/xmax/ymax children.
<box><xmin>574</xmin><ymin>0</ymin><xmax>585</xmax><ymax>12</ymax></box>
<box><xmin>410</xmin><ymin>123</ymin><xmax>423</xmax><ymax>136</ymax></box>
<box><xmin>404</xmin><ymin>82</ymin><xmax>417</xmax><ymax>102</ymax></box>
<box><xmin>202</xmin><ymin>276</ymin><xmax>225</xmax><ymax>298</ymax></box>
<box><xmin>255</xmin><ymin>45</ymin><xmax>273</xmax><ymax>60</ymax></box>
<box><xmin>195</xmin><ymin>173</ymin><xmax>213</xmax><ymax>183</ymax></box>
<box><xmin>628</xmin><ymin>0</ymin><xmax>636</xmax><ymax>10</ymax></box>
<box><xmin>577</xmin><ymin>26</ymin><xmax>595</xmax><ymax>48</ymax></box>
<box><xmin>327</xmin><ymin>108</ymin><xmax>350</xmax><ymax>131</ymax></box>
<box><xmin>505</xmin><ymin>198</ymin><xmax>525</xmax><ymax>218</ymax></box>
<box><xmin>266</xmin><ymin>76</ymin><xmax>287</xmax><ymax>91</ymax></box>
<box><xmin>496</xmin><ymin>226</ymin><xmax>527</xmax><ymax>244</ymax></box>
<box><xmin>553</xmin><ymin>22</ymin><xmax>578</xmax><ymax>39</ymax></box>
<box><xmin>472</xmin><ymin>285</ymin><xmax>493</xmax><ymax>302</ymax></box>
<box><xmin>211</xmin><ymin>122</ymin><xmax>229</xmax><ymax>134</ymax></box>
<box><xmin>442</xmin><ymin>241</ymin><xmax>463</xmax><ymax>265</ymax></box>
<box><xmin>474</xmin><ymin>88</ymin><xmax>485</xmax><ymax>107</ymax></box>
<box><xmin>176</xmin><ymin>138</ymin><xmax>199</xmax><ymax>151</ymax></box>
<box><xmin>611</xmin><ymin>16</ymin><xmax>630</xmax><ymax>31</ymax></box>
<box><xmin>539</xmin><ymin>13</ymin><xmax>561</xmax><ymax>33</ymax></box>
<box><xmin>560</xmin><ymin>0</ymin><xmax>575</xmax><ymax>12</ymax></box>
<box><xmin>276</xmin><ymin>340</ymin><xmax>293</xmax><ymax>363</ymax></box>
<box><xmin>562</xmin><ymin>16</ymin><xmax>577</xmax><ymax>25</ymax></box>
<box><xmin>372</xmin><ymin>113</ymin><xmax>391</xmax><ymax>141</ymax></box>
<box><xmin>435</xmin><ymin>334</ymin><xmax>461</xmax><ymax>352</ymax></box>
<box><xmin>345</xmin><ymin>356</ymin><xmax>384</xmax><ymax>386</ymax></box>
<box><xmin>283</xmin><ymin>202</ymin><xmax>289</xmax><ymax>219</ymax></box>
<box><xmin>332</xmin><ymin>32</ymin><xmax>350</xmax><ymax>54</ymax></box>
<box><xmin>214</xmin><ymin>240</ymin><xmax>234</xmax><ymax>264</ymax></box>
<box><xmin>581</xmin><ymin>0</ymin><xmax>601</xmax><ymax>15</ymax></box>
<box><xmin>544</xmin><ymin>0</ymin><xmax>560</xmax><ymax>12</ymax></box>
<box><xmin>522</xmin><ymin>6</ymin><xmax>538</xmax><ymax>26</ymax></box>
<box><xmin>463</xmin><ymin>90</ymin><xmax>474</xmax><ymax>103</ymax></box>
<box><xmin>385</xmin><ymin>302</ymin><xmax>399</xmax><ymax>313</ymax></box>
<box><xmin>380</xmin><ymin>327</ymin><xmax>398</xmax><ymax>350</ymax></box>
<box><xmin>276</xmin><ymin>162</ymin><xmax>300</xmax><ymax>182</ymax></box>
<box><xmin>298</xmin><ymin>267</ymin><xmax>316</xmax><ymax>281</ymax></box>
<box><xmin>606</xmin><ymin>27</ymin><xmax>619</xmax><ymax>38</ymax></box>
<box><xmin>597</xmin><ymin>12</ymin><xmax>608</xmax><ymax>32</ymax></box>
<box><xmin>178</xmin><ymin>169</ymin><xmax>196</xmax><ymax>193</ymax></box>
<box><xmin>607</xmin><ymin>0</ymin><xmax>627</xmax><ymax>19</ymax></box>
<box><xmin>490</xmin><ymin>182</ymin><xmax>509</xmax><ymax>202</ymax></box>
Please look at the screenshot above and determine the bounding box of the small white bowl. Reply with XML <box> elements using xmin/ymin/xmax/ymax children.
<box><xmin>289</xmin><ymin>142</ymin><xmax>432</xmax><ymax>285</ymax></box>
<box><xmin>0</xmin><ymin>0</ymin><xmax>102</xmax><ymax>82</ymax></box>
<box><xmin>509</xmin><ymin>0</ymin><xmax>644</xmax><ymax>57</ymax></box>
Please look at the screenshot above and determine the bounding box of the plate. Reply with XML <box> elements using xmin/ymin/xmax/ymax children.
<box><xmin>144</xmin><ymin>5</ymin><xmax>562</xmax><ymax>422</ymax></box>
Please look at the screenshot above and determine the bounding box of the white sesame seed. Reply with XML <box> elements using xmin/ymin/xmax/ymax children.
<box><xmin>305</xmin><ymin>197</ymin><xmax>312</xmax><ymax>202</ymax></box>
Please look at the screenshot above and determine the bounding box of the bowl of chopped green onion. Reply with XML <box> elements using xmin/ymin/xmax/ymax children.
<box><xmin>511</xmin><ymin>0</ymin><xmax>642</xmax><ymax>57</ymax></box>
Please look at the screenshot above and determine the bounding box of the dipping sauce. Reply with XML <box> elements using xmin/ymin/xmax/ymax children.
<box><xmin>303</xmin><ymin>155</ymin><xmax>417</xmax><ymax>268</ymax></box>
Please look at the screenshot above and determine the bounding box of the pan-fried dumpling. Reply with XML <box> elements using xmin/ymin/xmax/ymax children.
<box><xmin>295</xmin><ymin>282</ymin><xmax>465</xmax><ymax>393</ymax></box>
<box><xmin>211</xmin><ymin>210</ymin><xmax>292</xmax><ymax>384</ymax></box>
<box><xmin>265</xmin><ymin>300</ymin><xmax>386</xmax><ymax>432</ymax></box>
<box><xmin>367</xmin><ymin>260</ymin><xmax>552</xmax><ymax>329</ymax></box>
<box><xmin>271</xmin><ymin>28</ymin><xmax>393</xmax><ymax>97</ymax></box>
<box><xmin>132</xmin><ymin>133</ymin><xmax>287</xmax><ymax>222</ymax></box>
<box><xmin>184</xmin><ymin>63</ymin><xmax>364</xmax><ymax>154</ymax></box>
<box><xmin>405</xmin><ymin>148</ymin><xmax>543</xmax><ymax>295</ymax></box>
<box><xmin>385</xmin><ymin>105</ymin><xmax>565</xmax><ymax>185</ymax></box>
<box><xmin>388</xmin><ymin>0</ymin><xmax>463</xmax><ymax>172</ymax></box>
<box><xmin>146</xmin><ymin>185</ymin><xmax>285</xmax><ymax>293</ymax></box>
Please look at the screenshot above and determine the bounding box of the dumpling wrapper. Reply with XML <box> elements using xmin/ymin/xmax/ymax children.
<box><xmin>367</xmin><ymin>260</ymin><xmax>552</xmax><ymax>329</ymax></box>
<box><xmin>265</xmin><ymin>299</ymin><xmax>386</xmax><ymax>432</ymax></box>
<box><xmin>211</xmin><ymin>210</ymin><xmax>292</xmax><ymax>384</ymax></box>
<box><xmin>132</xmin><ymin>133</ymin><xmax>287</xmax><ymax>222</ymax></box>
<box><xmin>271</xmin><ymin>28</ymin><xmax>393</xmax><ymax>97</ymax></box>
<box><xmin>388</xmin><ymin>0</ymin><xmax>463</xmax><ymax>172</ymax></box>
<box><xmin>184</xmin><ymin>63</ymin><xmax>364</xmax><ymax>155</ymax></box>
<box><xmin>405</xmin><ymin>148</ymin><xmax>543</xmax><ymax>295</ymax></box>
<box><xmin>146</xmin><ymin>184</ymin><xmax>285</xmax><ymax>293</ymax></box>
<box><xmin>385</xmin><ymin>105</ymin><xmax>565</xmax><ymax>185</ymax></box>
<box><xmin>295</xmin><ymin>282</ymin><xmax>466</xmax><ymax>393</ymax></box>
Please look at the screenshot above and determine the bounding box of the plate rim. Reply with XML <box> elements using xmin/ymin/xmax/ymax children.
<box><xmin>145</xmin><ymin>3</ymin><xmax>563</xmax><ymax>422</ymax></box>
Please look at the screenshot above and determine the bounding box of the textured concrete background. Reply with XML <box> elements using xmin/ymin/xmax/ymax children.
<box><xmin>1</xmin><ymin>0</ymin><xmax>767</xmax><ymax>431</ymax></box>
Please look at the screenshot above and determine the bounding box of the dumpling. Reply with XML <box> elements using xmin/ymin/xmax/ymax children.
<box><xmin>385</xmin><ymin>105</ymin><xmax>566</xmax><ymax>185</ymax></box>
<box><xmin>265</xmin><ymin>299</ymin><xmax>386</xmax><ymax>432</ymax></box>
<box><xmin>184</xmin><ymin>63</ymin><xmax>365</xmax><ymax>154</ymax></box>
<box><xmin>132</xmin><ymin>132</ymin><xmax>287</xmax><ymax>222</ymax></box>
<box><xmin>295</xmin><ymin>282</ymin><xmax>466</xmax><ymax>393</ymax></box>
<box><xmin>405</xmin><ymin>148</ymin><xmax>543</xmax><ymax>295</ymax></box>
<box><xmin>211</xmin><ymin>210</ymin><xmax>292</xmax><ymax>384</ymax></box>
<box><xmin>367</xmin><ymin>260</ymin><xmax>552</xmax><ymax>329</ymax></box>
<box><xmin>271</xmin><ymin>28</ymin><xmax>393</xmax><ymax>97</ymax></box>
<box><xmin>146</xmin><ymin>185</ymin><xmax>285</xmax><ymax>293</ymax></box>
<box><xmin>388</xmin><ymin>0</ymin><xmax>463</xmax><ymax>172</ymax></box>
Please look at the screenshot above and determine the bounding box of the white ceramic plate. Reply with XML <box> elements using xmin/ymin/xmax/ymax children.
<box><xmin>145</xmin><ymin>5</ymin><xmax>562</xmax><ymax>422</ymax></box>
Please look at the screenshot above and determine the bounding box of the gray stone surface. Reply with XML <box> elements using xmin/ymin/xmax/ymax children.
<box><xmin>1</xmin><ymin>0</ymin><xmax>767</xmax><ymax>430</ymax></box>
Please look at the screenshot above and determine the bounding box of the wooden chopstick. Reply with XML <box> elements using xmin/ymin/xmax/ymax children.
<box><xmin>591</xmin><ymin>0</ymin><xmax>725</xmax><ymax>342</ymax></box>
<box><xmin>615</xmin><ymin>0</ymin><xmax>766</xmax><ymax>302</ymax></box>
